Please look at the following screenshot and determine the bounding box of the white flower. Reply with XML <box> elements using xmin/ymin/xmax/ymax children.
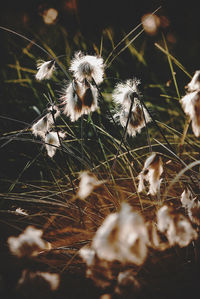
<box><xmin>92</xmin><ymin>202</ymin><xmax>148</xmax><ymax>265</ymax></box>
<box><xmin>31</xmin><ymin>105</ymin><xmax>60</xmax><ymax>138</ymax></box>
<box><xmin>18</xmin><ymin>270</ymin><xmax>60</xmax><ymax>291</ymax></box>
<box><xmin>7</xmin><ymin>226</ymin><xmax>51</xmax><ymax>257</ymax></box>
<box><xmin>44</xmin><ymin>131</ymin><xmax>65</xmax><ymax>158</ymax></box>
<box><xmin>185</xmin><ymin>70</ymin><xmax>200</xmax><ymax>92</ymax></box>
<box><xmin>77</xmin><ymin>171</ymin><xmax>104</xmax><ymax>200</ymax></box>
<box><xmin>180</xmin><ymin>90</ymin><xmax>200</xmax><ymax>137</ymax></box>
<box><xmin>35</xmin><ymin>60</ymin><xmax>55</xmax><ymax>81</ymax></box>
<box><xmin>69</xmin><ymin>51</ymin><xmax>104</xmax><ymax>84</ymax></box>
<box><xmin>157</xmin><ymin>205</ymin><xmax>198</xmax><ymax>247</ymax></box>
<box><xmin>61</xmin><ymin>79</ymin><xmax>98</xmax><ymax>121</ymax></box>
<box><xmin>138</xmin><ymin>152</ymin><xmax>163</xmax><ymax>196</ymax></box>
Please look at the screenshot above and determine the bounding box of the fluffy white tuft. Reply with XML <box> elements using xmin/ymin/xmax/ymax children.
<box><xmin>69</xmin><ymin>51</ymin><xmax>104</xmax><ymax>85</ymax></box>
<box><xmin>7</xmin><ymin>226</ymin><xmax>51</xmax><ymax>257</ymax></box>
<box><xmin>35</xmin><ymin>60</ymin><xmax>55</xmax><ymax>81</ymax></box>
<box><xmin>44</xmin><ymin>131</ymin><xmax>65</xmax><ymax>158</ymax></box>
<box><xmin>138</xmin><ymin>152</ymin><xmax>163</xmax><ymax>196</ymax></box>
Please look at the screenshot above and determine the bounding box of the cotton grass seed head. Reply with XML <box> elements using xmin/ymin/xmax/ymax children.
<box><xmin>92</xmin><ymin>202</ymin><xmax>148</xmax><ymax>265</ymax></box>
<box><xmin>44</xmin><ymin>131</ymin><xmax>65</xmax><ymax>158</ymax></box>
<box><xmin>7</xmin><ymin>225</ymin><xmax>51</xmax><ymax>258</ymax></box>
<box><xmin>157</xmin><ymin>205</ymin><xmax>198</xmax><ymax>247</ymax></box>
<box><xmin>116</xmin><ymin>103</ymin><xmax>151</xmax><ymax>137</ymax></box>
<box><xmin>35</xmin><ymin>60</ymin><xmax>55</xmax><ymax>81</ymax></box>
<box><xmin>185</xmin><ymin>70</ymin><xmax>200</xmax><ymax>92</ymax></box>
<box><xmin>180</xmin><ymin>90</ymin><xmax>200</xmax><ymax>137</ymax></box>
<box><xmin>69</xmin><ymin>51</ymin><xmax>104</xmax><ymax>84</ymax></box>
<box><xmin>77</xmin><ymin>171</ymin><xmax>105</xmax><ymax>200</ymax></box>
<box><xmin>31</xmin><ymin>105</ymin><xmax>60</xmax><ymax>138</ymax></box>
<box><xmin>18</xmin><ymin>270</ymin><xmax>60</xmax><ymax>291</ymax></box>
<box><xmin>138</xmin><ymin>152</ymin><xmax>163</xmax><ymax>196</ymax></box>
<box><xmin>112</xmin><ymin>78</ymin><xmax>141</xmax><ymax>109</ymax></box>
<box><xmin>61</xmin><ymin>79</ymin><xmax>99</xmax><ymax>121</ymax></box>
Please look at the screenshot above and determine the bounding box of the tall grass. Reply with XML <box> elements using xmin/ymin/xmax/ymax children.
<box><xmin>1</xmin><ymin>8</ymin><xmax>200</xmax><ymax>298</ymax></box>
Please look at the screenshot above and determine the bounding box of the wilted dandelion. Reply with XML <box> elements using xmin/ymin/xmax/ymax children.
<box><xmin>180</xmin><ymin>90</ymin><xmax>200</xmax><ymax>137</ymax></box>
<box><xmin>138</xmin><ymin>152</ymin><xmax>163</xmax><ymax>196</ymax></box>
<box><xmin>31</xmin><ymin>105</ymin><xmax>60</xmax><ymax>138</ymax></box>
<box><xmin>157</xmin><ymin>205</ymin><xmax>198</xmax><ymax>247</ymax></box>
<box><xmin>44</xmin><ymin>131</ymin><xmax>66</xmax><ymax>158</ymax></box>
<box><xmin>92</xmin><ymin>202</ymin><xmax>148</xmax><ymax>265</ymax></box>
<box><xmin>61</xmin><ymin>79</ymin><xmax>99</xmax><ymax>121</ymax></box>
<box><xmin>35</xmin><ymin>60</ymin><xmax>56</xmax><ymax>81</ymax></box>
<box><xmin>185</xmin><ymin>70</ymin><xmax>200</xmax><ymax>92</ymax></box>
<box><xmin>7</xmin><ymin>226</ymin><xmax>51</xmax><ymax>257</ymax></box>
<box><xmin>69</xmin><ymin>51</ymin><xmax>104</xmax><ymax>84</ymax></box>
<box><xmin>18</xmin><ymin>270</ymin><xmax>60</xmax><ymax>291</ymax></box>
<box><xmin>77</xmin><ymin>171</ymin><xmax>105</xmax><ymax>200</ymax></box>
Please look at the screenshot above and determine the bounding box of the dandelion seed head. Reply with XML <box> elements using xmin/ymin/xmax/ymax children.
<box><xmin>69</xmin><ymin>51</ymin><xmax>104</xmax><ymax>84</ymax></box>
<box><xmin>7</xmin><ymin>226</ymin><xmax>51</xmax><ymax>258</ymax></box>
<box><xmin>35</xmin><ymin>60</ymin><xmax>55</xmax><ymax>81</ymax></box>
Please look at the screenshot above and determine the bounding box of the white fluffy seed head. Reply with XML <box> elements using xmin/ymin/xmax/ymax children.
<box><xmin>77</xmin><ymin>171</ymin><xmax>104</xmax><ymax>200</ymax></box>
<box><xmin>92</xmin><ymin>202</ymin><xmax>148</xmax><ymax>265</ymax></box>
<box><xmin>44</xmin><ymin>131</ymin><xmax>65</xmax><ymax>158</ymax></box>
<box><xmin>35</xmin><ymin>60</ymin><xmax>55</xmax><ymax>81</ymax></box>
<box><xmin>7</xmin><ymin>226</ymin><xmax>51</xmax><ymax>257</ymax></box>
<box><xmin>180</xmin><ymin>90</ymin><xmax>200</xmax><ymax>137</ymax></box>
<box><xmin>157</xmin><ymin>205</ymin><xmax>198</xmax><ymax>247</ymax></box>
<box><xmin>138</xmin><ymin>153</ymin><xmax>163</xmax><ymax>196</ymax></box>
<box><xmin>69</xmin><ymin>51</ymin><xmax>104</xmax><ymax>85</ymax></box>
<box><xmin>116</xmin><ymin>103</ymin><xmax>151</xmax><ymax>137</ymax></box>
<box><xmin>18</xmin><ymin>270</ymin><xmax>60</xmax><ymax>291</ymax></box>
<box><xmin>61</xmin><ymin>80</ymin><xmax>99</xmax><ymax>121</ymax></box>
<box><xmin>185</xmin><ymin>70</ymin><xmax>200</xmax><ymax>92</ymax></box>
<box><xmin>31</xmin><ymin>106</ymin><xmax>60</xmax><ymax>138</ymax></box>
<box><xmin>112</xmin><ymin>78</ymin><xmax>141</xmax><ymax>109</ymax></box>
